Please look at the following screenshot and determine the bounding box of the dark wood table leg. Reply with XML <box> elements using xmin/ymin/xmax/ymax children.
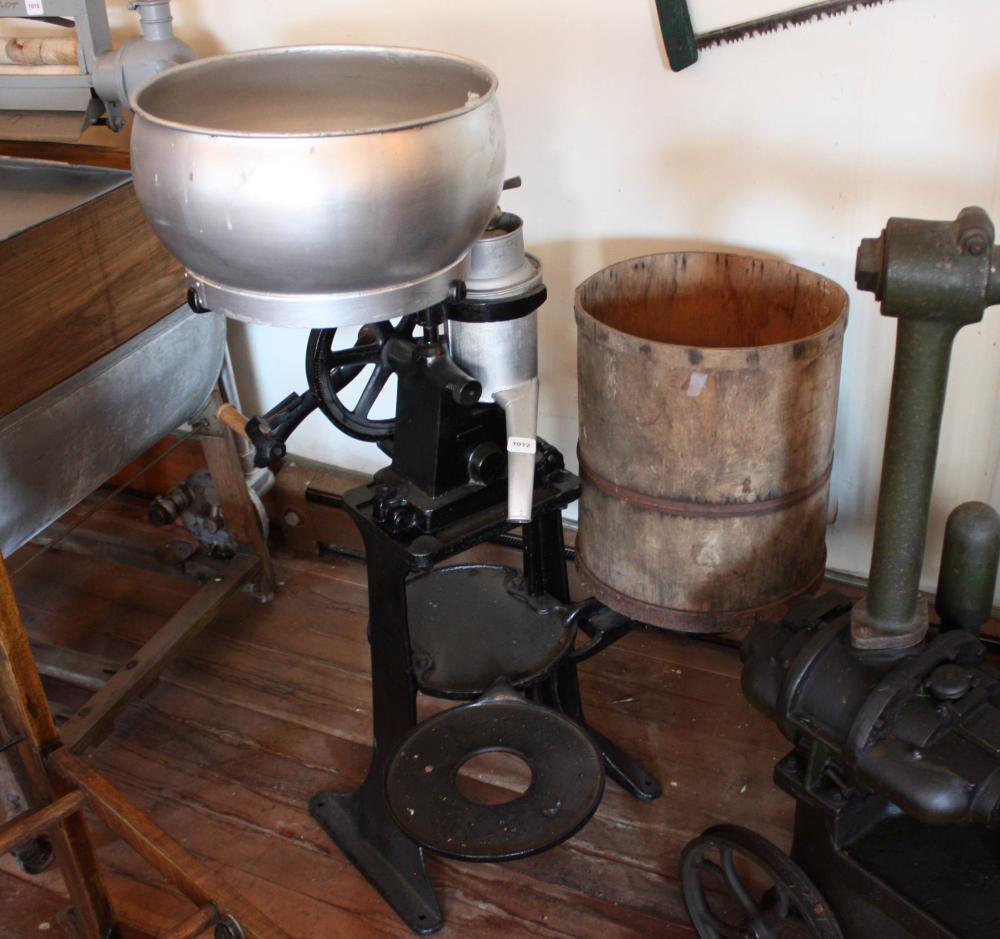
<box><xmin>201</xmin><ymin>426</ymin><xmax>276</xmax><ymax>597</ymax></box>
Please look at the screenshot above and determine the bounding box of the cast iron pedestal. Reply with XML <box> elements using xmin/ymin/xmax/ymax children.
<box><xmin>310</xmin><ymin>464</ymin><xmax>660</xmax><ymax>934</ymax></box>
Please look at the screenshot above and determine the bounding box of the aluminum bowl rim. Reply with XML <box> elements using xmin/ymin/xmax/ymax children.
<box><xmin>130</xmin><ymin>43</ymin><xmax>500</xmax><ymax>139</ymax></box>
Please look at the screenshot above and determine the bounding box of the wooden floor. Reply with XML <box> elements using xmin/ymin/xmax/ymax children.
<box><xmin>1</xmin><ymin>494</ymin><xmax>795</xmax><ymax>939</ymax></box>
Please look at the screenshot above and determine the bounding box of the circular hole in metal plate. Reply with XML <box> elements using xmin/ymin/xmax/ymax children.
<box><xmin>386</xmin><ymin>687</ymin><xmax>604</xmax><ymax>861</ymax></box>
<box><xmin>455</xmin><ymin>748</ymin><xmax>533</xmax><ymax>806</ymax></box>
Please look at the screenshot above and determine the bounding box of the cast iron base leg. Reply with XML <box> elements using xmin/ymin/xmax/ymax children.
<box><xmin>524</xmin><ymin>512</ymin><xmax>662</xmax><ymax>802</ymax></box>
<box><xmin>310</xmin><ymin>529</ymin><xmax>442</xmax><ymax>935</ymax></box>
<box><xmin>543</xmin><ymin>658</ymin><xmax>662</xmax><ymax>800</ymax></box>
<box><xmin>310</xmin><ymin>776</ymin><xmax>441</xmax><ymax>935</ymax></box>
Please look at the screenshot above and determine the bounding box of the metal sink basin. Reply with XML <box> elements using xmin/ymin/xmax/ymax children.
<box><xmin>130</xmin><ymin>45</ymin><xmax>506</xmax><ymax>327</ymax></box>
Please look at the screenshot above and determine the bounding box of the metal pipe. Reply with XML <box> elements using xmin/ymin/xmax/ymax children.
<box><xmin>865</xmin><ymin>318</ymin><xmax>960</xmax><ymax>634</ymax></box>
<box><xmin>133</xmin><ymin>0</ymin><xmax>176</xmax><ymax>42</ymax></box>
<box><xmin>851</xmin><ymin>208</ymin><xmax>1000</xmax><ymax>649</ymax></box>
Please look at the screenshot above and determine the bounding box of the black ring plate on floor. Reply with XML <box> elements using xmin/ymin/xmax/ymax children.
<box><xmin>407</xmin><ymin>564</ymin><xmax>576</xmax><ymax>698</ymax></box>
<box><xmin>386</xmin><ymin>684</ymin><xmax>605</xmax><ymax>861</ymax></box>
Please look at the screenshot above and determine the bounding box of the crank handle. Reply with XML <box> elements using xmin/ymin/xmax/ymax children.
<box><xmin>218</xmin><ymin>391</ymin><xmax>320</xmax><ymax>468</ymax></box>
<box><xmin>216</xmin><ymin>403</ymin><xmax>251</xmax><ymax>440</ymax></box>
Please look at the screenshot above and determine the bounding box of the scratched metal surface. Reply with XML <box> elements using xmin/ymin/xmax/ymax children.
<box><xmin>0</xmin><ymin>155</ymin><xmax>128</xmax><ymax>242</ymax></box>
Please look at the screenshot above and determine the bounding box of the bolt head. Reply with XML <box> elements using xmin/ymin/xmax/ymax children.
<box><xmin>855</xmin><ymin>236</ymin><xmax>885</xmax><ymax>297</ymax></box>
<box><xmin>388</xmin><ymin>506</ymin><xmax>414</xmax><ymax>530</ymax></box>
<box><xmin>962</xmin><ymin>233</ymin><xmax>989</xmax><ymax>256</ymax></box>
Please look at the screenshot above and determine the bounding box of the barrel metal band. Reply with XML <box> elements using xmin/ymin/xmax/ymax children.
<box><xmin>574</xmin><ymin>541</ymin><xmax>827</xmax><ymax>633</ymax></box>
<box><xmin>577</xmin><ymin>452</ymin><xmax>834</xmax><ymax>519</ymax></box>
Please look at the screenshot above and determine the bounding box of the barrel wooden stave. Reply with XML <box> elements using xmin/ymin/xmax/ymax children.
<box><xmin>575</xmin><ymin>252</ymin><xmax>848</xmax><ymax>633</ymax></box>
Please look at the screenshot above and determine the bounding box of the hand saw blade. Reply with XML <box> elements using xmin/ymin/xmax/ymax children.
<box><xmin>656</xmin><ymin>0</ymin><xmax>895</xmax><ymax>71</ymax></box>
<box><xmin>698</xmin><ymin>0</ymin><xmax>894</xmax><ymax>50</ymax></box>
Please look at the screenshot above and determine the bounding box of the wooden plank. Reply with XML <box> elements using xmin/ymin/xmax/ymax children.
<box><xmin>52</xmin><ymin>750</ymin><xmax>290</xmax><ymax>939</ymax></box>
<box><xmin>0</xmin><ymin>139</ymin><xmax>130</xmax><ymax>169</ymax></box>
<box><xmin>0</xmin><ymin>182</ymin><xmax>186</xmax><ymax>419</ymax></box>
<box><xmin>201</xmin><ymin>432</ymin><xmax>276</xmax><ymax>595</ymax></box>
<box><xmin>32</xmin><ymin>641</ymin><xmax>119</xmax><ymax>691</ymax></box>
<box><xmin>83</xmin><ymin>733</ymin><xmax>690</xmax><ymax>939</ymax></box>
<box><xmin>0</xmin><ymin>789</ymin><xmax>86</xmax><ymax>855</ymax></box>
<box><xmin>31</xmin><ymin>525</ymin><xmax>226</xmax><ymax>582</ymax></box>
<box><xmin>0</xmin><ymin>865</ymin><xmax>158</xmax><ymax>939</ymax></box>
<box><xmin>109</xmin><ymin>438</ymin><xmax>207</xmax><ymax>497</ymax></box>
<box><xmin>269</xmin><ymin>458</ymin><xmax>366</xmax><ymax>556</ymax></box>
<box><xmin>60</xmin><ymin>553</ymin><xmax>259</xmax><ymax>753</ymax></box>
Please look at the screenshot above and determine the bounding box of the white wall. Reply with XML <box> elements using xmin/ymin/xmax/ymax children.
<box><xmin>63</xmin><ymin>1</ymin><xmax>1000</xmax><ymax>593</ymax></box>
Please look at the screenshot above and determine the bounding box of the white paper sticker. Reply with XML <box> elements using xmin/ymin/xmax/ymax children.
<box><xmin>507</xmin><ymin>436</ymin><xmax>537</xmax><ymax>454</ymax></box>
<box><xmin>25</xmin><ymin>0</ymin><xmax>44</xmax><ymax>14</ymax></box>
<box><xmin>686</xmin><ymin>371</ymin><xmax>708</xmax><ymax>397</ymax></box>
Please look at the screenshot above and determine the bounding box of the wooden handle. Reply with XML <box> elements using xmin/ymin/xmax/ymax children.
<box><xmin>654</xmin><ymin>0</ymin><xmax>699</xmax><ymax>71</ymax></box>
<box><xmin>215</xmin><ymin>403</ymin><xmax>251</xmax><ymax>441</ymax></box>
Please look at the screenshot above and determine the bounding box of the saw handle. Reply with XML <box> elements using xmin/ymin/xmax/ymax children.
<box><xmin>654</xmin><ymin>0</ymin><xmax>698</xmax><ymax>71</ymax></box>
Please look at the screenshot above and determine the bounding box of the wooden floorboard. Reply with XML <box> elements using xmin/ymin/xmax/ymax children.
<box><xmin>1</xmin><ymin>493</ymin><xmax>800</xmax><ymax>938</ymax></box>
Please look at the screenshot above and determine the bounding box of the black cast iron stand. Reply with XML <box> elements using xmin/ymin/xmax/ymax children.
<box><xmin>310</xmin><ymin>466</ymin><xmax>660</xmax><ymax>934</ymax></box>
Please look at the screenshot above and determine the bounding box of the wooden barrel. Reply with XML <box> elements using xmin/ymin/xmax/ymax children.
<box><xmin>575</xmin><ymin>253</ymin><xmax>848</xmax><ymax>632</ymax></box>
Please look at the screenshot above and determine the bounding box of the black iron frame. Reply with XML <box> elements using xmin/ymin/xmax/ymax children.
<box><xmin>309</xmin><ymin>465</ymin><xmax>660</xmax><ymax>933</ymax></box>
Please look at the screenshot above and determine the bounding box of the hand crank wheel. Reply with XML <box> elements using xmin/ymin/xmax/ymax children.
<box><xmin>305</xmin><ymin>315</ymin><xmax>418</xmax><ymax>441</ymax></box>
<box><xmin>680</xmin><ymin>825</ymin><xmax>843</xmax><ymax>939</ymax></box>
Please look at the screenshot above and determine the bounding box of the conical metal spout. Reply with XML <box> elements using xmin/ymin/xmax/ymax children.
<box><xmin>493</xmin><ymin>378</ymin><xmax>539</xmax><ymax>523</ymax></box>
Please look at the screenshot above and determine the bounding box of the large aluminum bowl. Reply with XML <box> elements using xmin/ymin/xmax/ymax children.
<box><xmin>130</xmin><ymin>45</ymin><xmax>505</xmax><ymax>327</ymax></box>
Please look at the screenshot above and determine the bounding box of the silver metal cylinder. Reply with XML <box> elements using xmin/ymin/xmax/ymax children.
<box><xmin>448</xmin><ymin>312</ymin><xmax>538</xmax><ymax>401</ymax></box>
<box><xmin>465</xmin><ymin>211</ymin><xmax>543</xmax><ymax>299</ymax></box>
<box><xmin>448</xmin><ymin>212</ymin><xmax>542</xmax><ymax>400</ymax></box>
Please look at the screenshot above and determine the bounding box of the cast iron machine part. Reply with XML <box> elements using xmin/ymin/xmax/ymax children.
<box><xmin>1</xmin><ymin>0</ymin><xmax>194</xmax><ymax>133</ymax></box>
<box><xmin>682</xmin><ymin>208</ymin><xmax>1000</xmax><ymax>939</ymax></box>
<box><xmin>227</xmin><ymin>212</ymin><xmax>661</xmax><ymax>934</ymax></box>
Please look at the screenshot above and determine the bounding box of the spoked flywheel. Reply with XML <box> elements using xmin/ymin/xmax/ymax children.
<box><xmin>305</xmin><ymin>315</ymin><xmax>418</xmax><ymax>441</ymax></box>
<box><xmin>680</xmin><ymin>825</ymin><xmax>843</xmax><ymax>939</ymax></box>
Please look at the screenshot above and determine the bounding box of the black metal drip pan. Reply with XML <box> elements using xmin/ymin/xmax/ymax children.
<box><xmin>406</xmin><ymin>564</ymin><xmax>575</xmax><ymax>699</ymax></box>
<box><xmin>385</xmin><ymin>684</ymin><xmax>605</xmax><ymax>861</ymax></box>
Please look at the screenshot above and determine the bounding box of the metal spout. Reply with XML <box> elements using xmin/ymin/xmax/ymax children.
<box><xmin>493</xmin><ymin>378</ymin><xmax>539</xmax><ymax>523</ymax></box>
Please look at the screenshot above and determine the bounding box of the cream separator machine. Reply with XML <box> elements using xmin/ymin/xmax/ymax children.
<box><xmin>125</xmin><ymin>46</ymin><xmax>661</xmax><ymax>934</ymax></box>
